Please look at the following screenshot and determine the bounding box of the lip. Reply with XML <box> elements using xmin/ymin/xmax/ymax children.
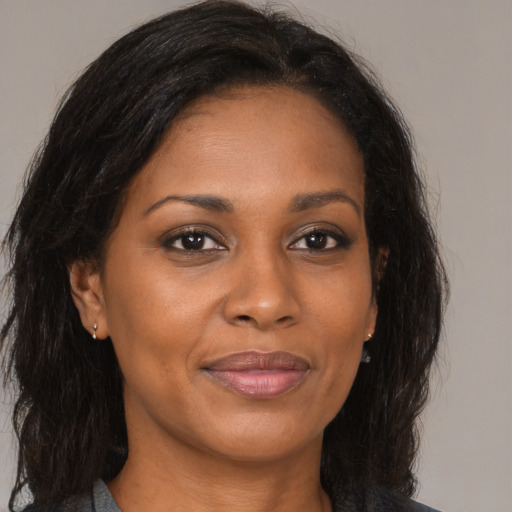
<box><xmin>203</xmin><ymin>351</ymin><xmax>309</xmax><ymax>399</ymax></box>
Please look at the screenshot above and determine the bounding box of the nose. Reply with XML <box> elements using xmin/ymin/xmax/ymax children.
<box><xmin>222</xmin><ymin>250</ymin><xmax>301</xmax><ymax>331</ymax></box>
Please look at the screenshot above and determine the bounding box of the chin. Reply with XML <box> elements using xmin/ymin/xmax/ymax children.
<box><xmin>198</xmin><ymin>413</ymin><xmax>324</xmax><ymax>464</ymax></box>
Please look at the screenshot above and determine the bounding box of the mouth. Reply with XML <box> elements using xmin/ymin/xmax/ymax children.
<box><xmin>202</xmin><ymin>351</ymin><xmax>309</xmax><ymax>399</ymax></box>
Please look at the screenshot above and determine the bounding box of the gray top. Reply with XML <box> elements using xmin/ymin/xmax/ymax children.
<box><xmin>92</xmin><ymin>481</ymin><xmax>121</xmax><ymax>512</ymax></box>
<box><xmin>55</xmin><ymin>481</ymin><xmax>120</xmax><ymax>512</ymax></box>
<box><xmin>49</xmin><ymin>480</ymin><xmax>441</xmax><ymax>512</ymax></box>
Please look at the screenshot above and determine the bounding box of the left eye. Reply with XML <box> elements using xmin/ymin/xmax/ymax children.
<box><xmin>290</xmin><ymin>230</ymin><xmax>345</xmax><ymax>250</ymax></box>
<box><xmin>166</xmin><ymin>231</ymin><xmax>224</xmax><ymax>251</ymax></box>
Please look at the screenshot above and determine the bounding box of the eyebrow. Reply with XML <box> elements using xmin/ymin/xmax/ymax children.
<box><xmin>290</xmin><ymin>190</ymin><xmax>361</xmax><ymax>216</ymax></box>
<box><xmin>143</xmin><ymin>189</ymin><xmax>361</xmax><ymax>217</ymax></box>
<box><xmin>143</xmin><ymin>195</ymin><xmax>234</xmax><ymax>216</ymax></box>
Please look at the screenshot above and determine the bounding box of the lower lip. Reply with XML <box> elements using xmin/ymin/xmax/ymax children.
<box><xmin>205</xmin><ymin>369</ymin><xmax>308</xmax><ymax>399</ymax></box>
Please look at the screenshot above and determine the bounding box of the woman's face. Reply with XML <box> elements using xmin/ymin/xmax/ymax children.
<box><xmin>77</xmin><ymin>86</ymin><xmax>377</xmax><ymax>464</ymax></box>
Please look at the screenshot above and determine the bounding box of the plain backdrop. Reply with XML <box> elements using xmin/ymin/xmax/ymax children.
<box><xmin>0</xmin><ymin>1</ymin><xmax>510</xmax><ymax>511</ymax></box>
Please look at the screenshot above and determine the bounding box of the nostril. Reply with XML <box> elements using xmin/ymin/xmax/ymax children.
<box><xmin>233</xmin><ymin>314</ymin><xmax>295</xmax><ymax>327</ymax></box>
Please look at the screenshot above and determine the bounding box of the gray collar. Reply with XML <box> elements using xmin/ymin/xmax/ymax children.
<box><xmin>92</xmin><ymin>481</ymin><xmax>121</xmax><ymax>512</ymax></box>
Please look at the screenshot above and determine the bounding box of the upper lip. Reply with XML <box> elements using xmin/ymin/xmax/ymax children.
<box><xmin>203</xmin><ymin>351</ymin><xmax>309</xmax><ymax>371</ymax></box>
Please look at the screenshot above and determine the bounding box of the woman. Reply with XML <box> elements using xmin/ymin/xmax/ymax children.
<box><xmin>1</xmin><ymin>1</ymin><xmax>446</xmax><ymax>511</ymax></box>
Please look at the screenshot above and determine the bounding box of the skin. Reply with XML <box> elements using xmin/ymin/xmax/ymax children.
<box><xmin>70</xmin><ymin>86</ymin><xmax>378</xmax><ymax>512</ymax></box>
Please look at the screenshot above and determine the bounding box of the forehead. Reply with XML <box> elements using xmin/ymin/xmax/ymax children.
<box><xmin>127</xmin><ymin>86</ymin><xmax>365</xmax><ymax>210</ymax></box>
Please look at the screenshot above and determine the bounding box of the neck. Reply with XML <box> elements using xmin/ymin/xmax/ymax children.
<box><xmin>109</xmin><ymin>430</ymin><xmax>331</xmax><ymax>512</ymax></box>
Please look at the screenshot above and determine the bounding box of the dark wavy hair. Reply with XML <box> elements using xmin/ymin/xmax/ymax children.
<box><xmin>1</xmin><ymin>1</ymin><xmax>446</xmax><ymax>510</ymax></box>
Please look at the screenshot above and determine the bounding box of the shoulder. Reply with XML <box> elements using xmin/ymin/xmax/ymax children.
<box><xmin>408</xmin><ymin>501</ymin><xmax>442</xmax><ymax>512</ymax></box>
<box><xmin>55</xmin><ymin>490</ymin><xmax>93</xmax><ymax>512</ymax></box>
<box><xmin>330</xmin><ymin>484</ymin><xmax>443</xmax><ymax>512</ymax></box>
<box><xmin>366</xmin><ymin>486</ymin><xmax>442</xmax><ymax>512</ymax></box>
<box><xmin>20</xmin><ymin>490</ymin><xmax>92</xmax><ymax>512</ymax></box>
<box><xmin>20</xmin><ymin>480</ymin><xmax>120</xmax><ymax>512</ymax></box>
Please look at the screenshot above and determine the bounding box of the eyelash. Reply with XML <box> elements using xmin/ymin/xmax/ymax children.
<box><xmin>289</xmin><ymin>228</ymin><xmax>353</xmax><ymax>251</ymax></box>
<box><xmin>161</xmin><ymin>228</ymin><xmax>225</xmax><ymax>252</ymax></box>
<box><xmin>161</xmin><ymin>227</ymin><xmax>353</xmax><ymax>253</ymax></box>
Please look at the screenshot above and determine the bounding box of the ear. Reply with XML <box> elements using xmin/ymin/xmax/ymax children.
<box><xmin>366</xmin><ymin>246</ymin><xmax>390</xmax><ymax>337</ymax></box>
<box><xmin>374</xmin><ymin>246</ymin><xmax>389</xmax><ymax>290</ymax></box>
<box><xmin>365</xmin><ymin>299</ymin><xmax>379</xmax><ymax>340</ymax></box>
<box><xmin>69</xmin><ymin>260</ymin><xmax>109</xmax><ymax>340</ymax></box>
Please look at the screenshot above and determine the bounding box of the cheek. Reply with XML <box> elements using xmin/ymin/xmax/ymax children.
<box><xmin>303</xmin><ymin>264</ymin><xmax>373</xmax><ymax>397</ymax></box>
<box><xmin>104</xmin><ymin>248</ymin><xmax>199</xmax><ymax>336</ymax></box>
<box><xmin>306</xmin><ymin>265</ymin><xmax>373</xmax><ymax>342</ymax></box>
<box><xmin>101</xmin><ymin>257</ymin><xmax>193</xmax><ymax>391</ymax></box>
<box><xmin>100</xmin><ymin>250</ymin><xmax>230</xmax><ymax>407</ymax></box>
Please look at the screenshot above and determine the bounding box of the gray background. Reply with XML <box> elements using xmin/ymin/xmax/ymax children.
<box><xmin>0</xmin><ymin>1</ymin><xmax>510</xmax><ymax>511</ymax></box>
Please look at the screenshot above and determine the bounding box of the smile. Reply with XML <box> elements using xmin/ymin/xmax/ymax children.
<box><xmin>203</xmin><ymin>351</ymin><xmax>310</xmax><ymax>399</ymax></box>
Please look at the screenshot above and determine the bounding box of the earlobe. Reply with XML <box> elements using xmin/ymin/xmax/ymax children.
<box><xmin>69</xmin><ymin>261</ymin><xmax>108</xmax><ymax>340</ymax></box>
<box><xmin>366</xmin><ymin>301</ymin><xmax>378</xmax><ymax>339</ymax></box>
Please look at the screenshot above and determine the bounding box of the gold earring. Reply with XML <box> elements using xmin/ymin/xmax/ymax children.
<box><xmin>92</xmin><ymin>324</ymin><xmax>98</xmax><ymax>340</ymax></box>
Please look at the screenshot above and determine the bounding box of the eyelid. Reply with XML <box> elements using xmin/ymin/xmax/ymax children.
<box><xmin>288</xmin><ymin>225</ymin><xmax>353</xmax><ymax>250</ymax></box>
<box><xmin>160</xmin><ymin>225</ymin><xmax>227</xmax><ymax>251</ymax></box>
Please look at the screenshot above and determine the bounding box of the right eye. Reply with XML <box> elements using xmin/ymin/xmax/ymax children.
<box><xmin>163</xmin><ymin>229</ymin><xmax>225</xmax><ymax>251</ymax></box>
